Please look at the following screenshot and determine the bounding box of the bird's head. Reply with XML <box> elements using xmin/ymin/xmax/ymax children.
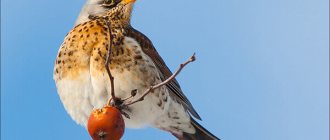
<box><xmin>75</xmin><ymin>0</ymin><xmax>136</xmax><ymax>25</ymax></box>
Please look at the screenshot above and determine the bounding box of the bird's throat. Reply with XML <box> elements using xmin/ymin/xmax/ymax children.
<box><xmin>104</xmin><ymin>3</ymin><xmax>134</xmax><ymax>27</ymax></box>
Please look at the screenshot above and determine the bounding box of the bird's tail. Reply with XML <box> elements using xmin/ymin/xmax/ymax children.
<box><xmin>173</xmin><ymin>118</ymin><xmax>220</xmax><ymax>140</ymax></box>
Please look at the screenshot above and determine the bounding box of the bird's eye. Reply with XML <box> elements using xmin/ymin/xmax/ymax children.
<box><xmin>102</xmin><ymin>0</ymin><xmax>120</xmax><ymax>7</ymax></box>
<box><xmin>103</xmin><ymin>0</ymin><xmax>114</xmax><ymax>6</ymax></box>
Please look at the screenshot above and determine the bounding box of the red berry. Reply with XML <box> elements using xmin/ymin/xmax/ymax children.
<box><xmin>87</xmin><ymin>106</ymin><xmax>125</xmax><ymax>140</ymax></box>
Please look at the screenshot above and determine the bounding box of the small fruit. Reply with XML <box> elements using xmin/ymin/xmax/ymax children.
<box><xmin>87</xmin><ymin>106</ymin><xmax>125</xmax><ymax>140</ymax></box>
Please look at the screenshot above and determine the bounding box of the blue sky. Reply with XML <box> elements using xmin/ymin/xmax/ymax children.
<box><xmin>1</xmin><ymin>0</ymin><xmax>329</xmax><ymax>139</ymax></box>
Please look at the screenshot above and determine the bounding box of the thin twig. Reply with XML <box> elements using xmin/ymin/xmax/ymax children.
<box><xmin>104</xmin><ymin>19</ymin><xmax>117</xmax><ymax>105</ymax></box>
<box><xmin>125</xmin><ymin>53</ymin><xmax>196</xmax><ymax>106</ymax></box>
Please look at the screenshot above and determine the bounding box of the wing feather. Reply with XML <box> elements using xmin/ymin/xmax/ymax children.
<box><xmin>126</xmin><ymin>27</ymin><xmax>201</xmax><ymax>120</ymax></box>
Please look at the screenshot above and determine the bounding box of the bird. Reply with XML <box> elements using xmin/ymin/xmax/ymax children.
<box><xmin>53</xmin><ymin>0</ymin><xmax>219</xmax><ymax>139</ymax></box>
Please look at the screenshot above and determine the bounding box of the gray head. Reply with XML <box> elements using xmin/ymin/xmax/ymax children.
<box><xmin>75</xmin><ymin>0</ymin><xmax>135</xmax><ymax>25</ymax></box>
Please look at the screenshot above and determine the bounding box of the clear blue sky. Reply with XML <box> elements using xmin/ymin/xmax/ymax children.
<box><xmin>1</xmin><ymin>0</ymin><xmax>329</xmax><ymax>139</ymax></box>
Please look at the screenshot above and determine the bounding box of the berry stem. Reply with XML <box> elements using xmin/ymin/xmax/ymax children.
<box><xmin>104</xmin><ymin>18</ymin><xmax>120</xmax><ymax>106</ymax></box>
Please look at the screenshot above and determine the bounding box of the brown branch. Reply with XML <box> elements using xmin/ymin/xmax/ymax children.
<box><xmin>104</xmin><ymin>19</ymin><xmax>118</xmax><ymax>105</ymax></box>
<box><xmin>125</xmin><ymin>53</ymin><xmax>196</xmax><ymax>106</ymax></box>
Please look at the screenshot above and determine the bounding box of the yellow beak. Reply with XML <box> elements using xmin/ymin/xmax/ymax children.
<box><xmin>122</xmin><ymin>0</ymin><xmax>136</xmax><ymax>4</ymax></box>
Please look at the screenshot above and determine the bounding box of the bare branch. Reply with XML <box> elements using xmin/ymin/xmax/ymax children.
<box><xmin>125</xmin><ymin>53</ymin><xmax>196</xmax><ymax>106</ymax></box>
<box><xmin>104</xmin><ymin>19</ymin><xmax>118</xmax><ymax>105</ymax></box>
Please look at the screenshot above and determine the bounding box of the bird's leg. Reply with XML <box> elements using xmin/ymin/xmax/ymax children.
<box><xmin>124</xmin><ymin>53</ymin><xmax>196</xmax><ymax>106</ymax></box>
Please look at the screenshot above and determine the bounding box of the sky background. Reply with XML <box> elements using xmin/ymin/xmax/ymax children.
<box><xmin>1</xmin><ymin>0</ymin><xmax>329</xmax><ymax>139</ymax></box>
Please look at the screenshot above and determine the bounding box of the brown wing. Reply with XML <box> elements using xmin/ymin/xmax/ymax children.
<box><xmin>126</xmin><ymin>27</ymin><xmax>201</xmax><ymax>120</ymax></box>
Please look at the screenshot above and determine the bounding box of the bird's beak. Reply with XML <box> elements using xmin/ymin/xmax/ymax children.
<box><xmin>122</xmin><ymin>0</ymin><xmax>136</xmax><ymax>4</ymax></box>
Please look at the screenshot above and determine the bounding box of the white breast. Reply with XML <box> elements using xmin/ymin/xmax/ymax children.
<box><xmin>56</xmin><ymin>37</ymin><xmax>170</xmax><ymax>128</ymax></box>
<box><xmin>55</xmin><ymin>71</ymin><xmax>94</xmax><ymax>126</ymax></box>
